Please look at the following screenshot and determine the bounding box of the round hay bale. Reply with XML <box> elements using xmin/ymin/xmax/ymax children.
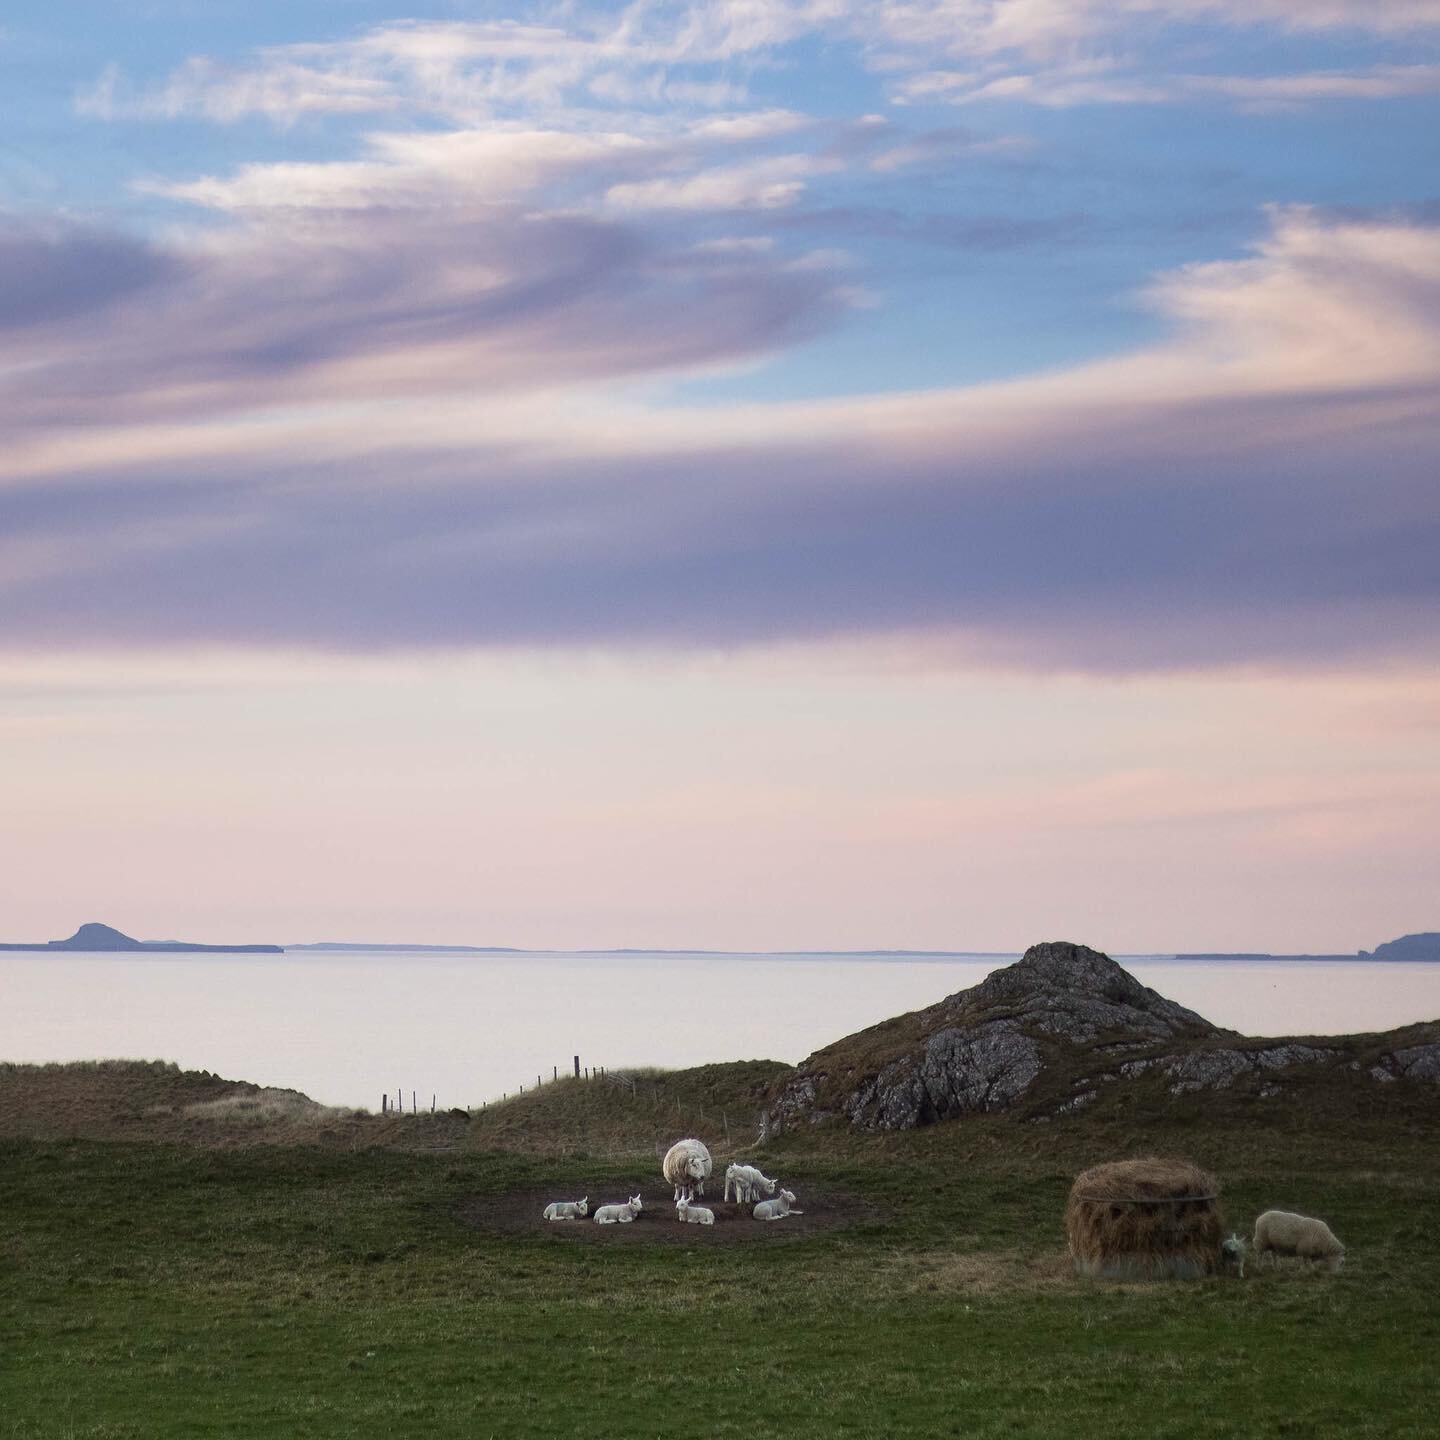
<box><xmin>1066</xmin><ymin>1157</ymin><xmax>1222</xmax><ymax>1280</ymax></box>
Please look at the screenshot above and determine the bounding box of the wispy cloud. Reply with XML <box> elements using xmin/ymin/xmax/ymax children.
<box><xmin>3</xmin><ymin>208</ymin><xmax>1438</xmax><ymax>670</ymax></box>
<box><xmin>898</xmin><ymin>61</ymin><xmax>1440</xmax><ymax>109</ymax></box>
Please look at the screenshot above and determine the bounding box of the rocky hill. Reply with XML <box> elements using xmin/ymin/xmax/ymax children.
<box><xmin>762</xmin><ymin>940</ymin><xmax>1440</xmax><ymax>1135</ymax></box>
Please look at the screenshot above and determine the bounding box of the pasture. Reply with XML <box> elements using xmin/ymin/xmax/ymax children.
<box><xmin>2</xmin><ymin>1063</ymin><xmax>1439</xmax><ymax>1437</ymax></box>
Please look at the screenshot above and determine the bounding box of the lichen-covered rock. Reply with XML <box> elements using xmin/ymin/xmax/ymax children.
<box><xmin>1388</xmin><ymin>1043</ymin><xmax>1440</xmax><ymax>1081</ymax></box>
<box><xmin>1116</xmin><ymin>1043</ymin><xmax>1342</xmax><ymax>1096</ymax></box>
<box><xmin>759</xmin><ymin>940</ymin><xmax>1440</xmax><ymax>1137</ymax></box>
<box><xmin>952</xmin><ymin>941</ymin><xmax>1219</xmax><ymax>1044</ymax></box>
<box><xmin>764</xmin><ymin>940</ymin><xmax>1219</xmax><ymax>1135</ymax></box>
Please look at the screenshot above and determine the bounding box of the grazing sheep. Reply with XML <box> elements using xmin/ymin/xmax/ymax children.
<box><xmin>1252</xmin><ymin>1210</ymin><xmax>1345</xmax><ymax>1271</ymax></box>
<box><xmin>593</xmin><ymin>1194</ymin><xmax>643</xmax><ymax>1225</ymax></box>
<box><xmin>752</xmin><ymin>1188</ymin><xmax>803</xmax><ymax>1221</ymax></box>
<box><xmin>676</xmin><ymin>1197</ymin><xmax>715</xmax><ymax>1226</ymax></box>
<box><xmin>1220</xmin><ymin>1233</ymin><xmax>1248</xmax><ymax>1278</ymax></box>
<box><xmin>725</xmin><ymin>1163</ymin><xmax>778</xmax><ymax>1206</ymax></box>
<box><xmin>541</xmin><ymin>1196</ymin><xmax>589</xmax><ymax>1221</ymax></box>
<box><xmin>663</xmin><ymin>1138</ymin><xmax>713</xmax><ymax>1202</ymax></box>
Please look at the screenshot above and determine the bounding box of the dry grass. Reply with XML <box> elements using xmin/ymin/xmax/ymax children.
<box><xmin>1066</xmin><ymin>1156</ymin><xmax>1223</xmax><ymax>1280</ymax></box>
<box><xmin>179</xmin><ymin>1087</ymin><xmax>357</xmax><ymax>1126</ymax></box>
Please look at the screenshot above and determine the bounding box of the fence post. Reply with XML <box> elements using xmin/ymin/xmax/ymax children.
<box><xmin>431</xmin><ymin>1094</ymin><xmax>436</xmax><ymax>1113</ymax></box>
<box><xmin>574</xmin><ymin>1055</ymin><xmax>581</xmax><ymax>1078</ymax></box>
<box><xmin>412</xmin><ymin>1090</ymin><xmax>416</xmax><ymax>1114</ymax></box>
<box><xmin>554</xmin><ymin>1065</ymin><xmax>558</xmax><ymax>1081</ymax></box>
<box><xmin>382</xmin><ymin>1094</ymin><xmax>387</xmax><ymax>1114</ymax></box>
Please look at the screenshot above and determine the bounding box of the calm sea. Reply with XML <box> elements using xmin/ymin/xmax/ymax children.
<box><xmin>3</xmin><ymin>950</ymin><xmax>1438</xmax><ymax>1110</ymax></box>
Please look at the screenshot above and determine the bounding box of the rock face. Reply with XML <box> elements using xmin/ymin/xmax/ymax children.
<box><xmin>761</xmin><ymin>940</ymin><xmax>1440</xmax><ymax>1136</ymax></box>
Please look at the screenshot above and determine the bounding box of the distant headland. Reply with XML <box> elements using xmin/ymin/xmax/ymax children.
<box><xmin>0</xmin><ymin>922</ymin><xmax>282</xmax><ymax>954</ymax></box>
<box><xmin>1176</xmin><ymin>932</ymin><xmax>1440</xmax><ymax>963</ymax></box>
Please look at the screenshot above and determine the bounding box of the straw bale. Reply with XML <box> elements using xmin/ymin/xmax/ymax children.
<box><xmin>1066</xmin><ymin>1157</ymin><xmax>1222</xmax><ymax>1280</ymax></box>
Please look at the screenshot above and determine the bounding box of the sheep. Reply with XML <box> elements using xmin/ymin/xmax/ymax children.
<box><xmin>752</xmin><ymin>1188</ymin><xmax>803</xmax><ymax>1221</ymax></box>
<box><xmin>724</xmin><ymin>1163</ymin><xmax>778</xmax><ymax>1206</ymax></box>
<box><xmin>593</xmin><ymin>1194</ymin><xmax>643</xmax><ymax>1225</ymax></box>
<box><xmin>1220</xmin><ymin>1233</ymin><xmax>1248</xmax><ymax>1278</ymax></box>
<box><xmin>541</xmin><ymin>1196</ymin><xmax>589</xmax><ymax>1221</ymax></box>
<box><xmin>662</xmin><ymin>1138</ymin><xmax>713</xmax><ymax>1202</ymax></box>
<box><xmin>676</xmin><ymin>1197</ymin><xmax>715</xmax><ymax>1226</ymax></box>
<box><xmin>1252</xmin><ymin>1210</ymin><xmax>1345</xmax><ymax>1271</ymax></box>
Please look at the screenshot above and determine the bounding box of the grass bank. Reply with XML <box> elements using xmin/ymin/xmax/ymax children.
<box><xmin>4</xmin><ymin>1061</ymin><xmax>1440</xmax><ymax>1438</ymax></box>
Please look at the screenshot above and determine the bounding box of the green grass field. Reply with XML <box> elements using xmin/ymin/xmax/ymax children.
<box><xmin>3</xmin><ymin>1066</ymin><xmax>1440</xmax><ymax>1438</ymax></box>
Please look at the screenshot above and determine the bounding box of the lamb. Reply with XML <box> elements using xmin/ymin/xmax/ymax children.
<box><xmin>675</xmin><ymin>1197</ymin><xmax>715</xmax><ymax>1226</ymax></box>
<box><xmin>1220</xmin><ymin>1233</ymin><xmax>1248</xmax><ymax>1278</ymax></box>
<box><xmin>1252</xmin><ymin>1210</ymin><xmax>1345</xmax><ymax>1271</ymax></box>
<box><xmin>541</xmin><ymin>1196</ymin><xmax>588</xmax><ymax>1221</ymax></box>
<box><xmin>724</xmin><ymin>1163</ymin><xmax>778</xmax><ymax>1206</ymax></box>
<box><xmin>593</xmin><ymin>1194</ymin><xmax>643</xmax><ymax>1225</ymax></box>
<box><xmin>662</xmin><ymin>1138</ymin><xmax>713</xmax><ymax>1202</ymax></box>
<box><xmin>752</xmin><ymin>1188</ymin><xmax>803</xmax><ymax>1221</ymax></box>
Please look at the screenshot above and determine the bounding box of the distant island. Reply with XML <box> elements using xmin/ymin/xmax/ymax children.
<box><xmin>287</xmin><ymin>942</ymin><xmax>524</xmax><ymax>953</ymax></box>
<box><xmin>1177</xmin><ymin>932</ymin><xmax>1440</xmax><ymax>963</ymax></box>
<box><xmin>0</xmin><ymin>922</ymin><xmax>282</xmax><ymax>954</ymax></box>
<box><xmin>1360</xmin><ymin>933</ymin><xmax>1440</xmax><ymax>962</ymax></box>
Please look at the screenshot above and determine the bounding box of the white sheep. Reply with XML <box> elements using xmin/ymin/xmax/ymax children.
<box><xmin>541</xmin><ymin>1196</ymin><xmax>589</xmax><ymax>1221</ymax></box>
<box><xmin>676</xmin><ymin>1197</ymin><xmax>715</xmax><ymax>1225</ymax></box>
<box><xmin>752</xmin><ymin>1188</ymin><xmax>803</xmax><ymax>1221</ymax></box>
<box><xmin>1252</xmin><ymin>1210</ymin><xmax>1345</xmax><ymax>1271</ymax></box>
<box><xmin>662</xmin><ymin>1138</ymin><xmax>713</xmax><ymax>1202</ymax></box>
<box><xmin>593</xmin><ymin>1194</ymin><xmax>643</xmax><ymax>1225</ymax></box>
<box><xmin>724</xmin><ymin>1163</ymin><xmax>778</xmax><ymax>1206</ymax></box>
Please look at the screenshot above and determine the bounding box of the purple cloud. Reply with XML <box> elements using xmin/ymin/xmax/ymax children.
<box><xmin>3</xmin><ymin>206</ymin><xmax>1439</xmax><ymax>672</ymax></box>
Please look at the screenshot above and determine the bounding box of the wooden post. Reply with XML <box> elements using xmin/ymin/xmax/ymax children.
<box><xmin>431</xmin><ymin>1094</ymin><xmax>436</xmax><ymax>1113</ymax></box>
<box><xmin>553</xmin><ymin>1065</ymin><xmax>558</xmax><ymax>1081</ymax></box>
<box><xmin>382</xmin><ymin>1094</ymin><xmax>387</xmax><ymax>1114</ymax></box>
<box><xmin>574</xmin><ymin>1055</ymin><xmax>580</xmax><ymax>1078</ymax></box>
<box><xmin>412</xmin><ymin>1090</ymin><xmax>416</xmax><ymax>1114</ymax></box>
<box><xmin>537</xmin><ymin>1075</ymin><xmax>541</xmax><ymax>1090</ymax></box>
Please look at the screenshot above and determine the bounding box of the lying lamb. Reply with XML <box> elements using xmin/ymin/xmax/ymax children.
<box><xmin>542</xmin><ymin>1196</ymin><xmax>589</xmax><ymax>1221</ymax></box>
<box><xmin>752</xmin><ymin>1188</ymin><xmax>802</xmax><ymax>1221</ymax></box>
<box><xmin>725</xmin><ymin>1163</ymin><xmax>778</xmax><ymax>1206</ymax></box>
<box><xmin>663</xmin><ymin>1138</ymin><xmax>713</xmax><ymax>1202</ymax></box>
<box><xmin>1253</xmin><ymin>1210</ymin><xmax>1345</xmax><ymax>1271</ymax></box>
<box><xmin>676</xmin><ymin>1197</ymin><xmax>715</xmax><ymax>1226</ymax></box>
<box><xmin>593</xmin><ymin>1194</ymin><xmax>643</xmax><ymax>1225</ymax></box>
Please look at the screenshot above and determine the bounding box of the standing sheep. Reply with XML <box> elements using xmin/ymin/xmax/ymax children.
<box><xmin>663</xmin><ymin>1138</ymin><xmax>713</xmax><ymax>1202</ymax></box>
<box><xmin>676</xmin><ymin>1197</ymin><xmax>715</xmax><ymax>1226</ymax></box>
<box><xmin>752</xmin><ymin>1189</ymin><xmax>803</xmax><ymax>1221</ymax></box>
<box><xmin>593</xmin><ymin>1195</ymin><xmax>643</xmax><ymax>1225</ymax></box>
<box><xmin>541</xmin><ymin>1197</ymin><xmax>589</xmax><ymax>1221</ymax></box>
<box><xmin>725</xmin><ymin>1163</ymin><xmax>778</xmax><ymax>1206</ymax></box>
<box><xmin>1252</xmin><ymin>1210</ymin><xmax>1345</xmax><ymax>1271</ymax></box>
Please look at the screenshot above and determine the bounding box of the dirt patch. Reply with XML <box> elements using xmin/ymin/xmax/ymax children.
<box><xmin>452</xmin><ymin>1180</ymin><xmax>884</xmax><ymax>1244</ymax></box>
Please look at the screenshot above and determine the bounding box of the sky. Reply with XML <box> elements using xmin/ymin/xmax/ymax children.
<box><xmin>2</xmin><ymin>0</ymin><xmax>1438</xmax><ymax>952</ymax></box>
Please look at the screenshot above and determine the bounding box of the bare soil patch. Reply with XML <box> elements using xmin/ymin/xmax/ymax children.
<box><xmin>452</xmin><ymin>1179</ymin><xmax>884</xmax><ymax>1244</ymax></box>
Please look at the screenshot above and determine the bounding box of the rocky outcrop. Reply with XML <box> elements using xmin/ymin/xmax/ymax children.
<box><xmin>761</xmin><ymin>940</ymin><xmax>1440</xmax><ymax>1136</ymax></box>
